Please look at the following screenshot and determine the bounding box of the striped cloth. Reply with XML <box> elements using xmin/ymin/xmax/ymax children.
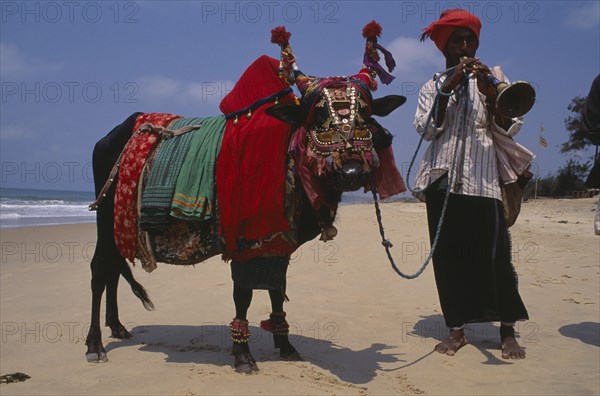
<box><xmin>412</xmin><ymin>67</ymin><xmax>533</xmax><ymax>202</ymax></box>
<box><xmin>170</xmin><ymin>115</ymin><xmax>226</xmax><ymax>221</ymax></box>
<box><xmin>139</xmin><ymin>117</ymin><xmax>201</xmax><ymax>231</ymax></box>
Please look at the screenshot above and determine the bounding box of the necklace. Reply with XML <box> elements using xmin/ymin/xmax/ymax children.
<box><xmin>323</xmin><ymin>82</ymin><xmax>357</xmax><ymax>136</ymax></box>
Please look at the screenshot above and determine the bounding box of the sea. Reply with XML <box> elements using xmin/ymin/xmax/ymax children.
<box><xmin>0</xmin><ymin>187</ymin><xmax>414</xmax><ymax>229</ymax></box>
<box><xmin>0</xmin><ymin>187</ymin><xmax>96</xmax><ymax>229</ymax></box>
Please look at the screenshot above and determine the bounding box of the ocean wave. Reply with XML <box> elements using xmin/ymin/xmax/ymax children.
<box><xmin>0</xmin><ymin>210</ymin><xmax>94</xmax><ymax>218</ymax></box>
<box><xmin>0</xmin><ymin>199</ymin><xmax>69</xmax><ymax>206</ymax></box>
<box><xmin>0</xmin><ymin>203</ymin><xmax>84</xmax><ymax>209</ymax></box>
<box><xmin>0</xmin><ymin>213</ymin><xmax>21</xmax><ymax>219</ymax></box>
<box><xmin>0</xmin><ymin>204</ymin><xmax>94</xmax><ymax>219</ymax></box>
<box><xmin>0</xmin><ymin>188</ymin><xmax>96</xmax><ymax>228</ymax></box>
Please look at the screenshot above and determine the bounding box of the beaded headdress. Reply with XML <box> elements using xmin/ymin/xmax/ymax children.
<box><xmin>361</xmin><ymin>20</ymin><xmax>396</xmax><ymax>89</ymax></box>
<box><xmin>270</xmin><ymin>26</ymin><xmax>309</xmax><ymax>93</ymax></box>
<box><xmin>270</xmin><ymin>22</ymin><xmax>395</xmax><ymax>94</ymax></box>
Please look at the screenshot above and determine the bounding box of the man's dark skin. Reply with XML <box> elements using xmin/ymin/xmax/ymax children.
<box><xmin>434</xmin><ymin>27</ymin><xmax>512</xmax><ymax>130</ymax></box>
<box><xmin>431</xmin><ymin>27</ymin><xmax>526</xmax><ymax>360</ymax></box>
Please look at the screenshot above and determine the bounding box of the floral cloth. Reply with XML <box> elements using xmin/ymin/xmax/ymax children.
<box><xmin>114</xmin><ymin>112</ymin><xmax>182</xmax><ymax>263</ymax></box>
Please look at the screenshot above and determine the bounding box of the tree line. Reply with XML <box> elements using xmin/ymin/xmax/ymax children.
<box><xmin>523</xmin><ymin>96</ymin><xmax>597</xmax><ymax>199</ymax></box>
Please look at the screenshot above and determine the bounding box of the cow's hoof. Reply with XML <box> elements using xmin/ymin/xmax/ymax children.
<box><xmin>85</xmin><ymin>336</ymin><xmax>108</xmax><ymax>363</ymax></box>
<box><xmin>109</xmin><ymin>324</ymin><xmax>132</xmax><ymax>339</ymax></box>
<box><xmin>86</xmin><ymin>351</ymin><xmax>108</xmax><ymax>363</ymax></box>
<box><xmin>233</xmin><ymin>353</ymin><xmax>259</xmax><ymax>374</ymax></box>
<box><xmin>280</xmin><ymin>350</ymin><xmax>302</xmax><ymax>361</ymax></box>
<box><xmin>274</xmin><ymin>336</ymin><xmax>301</xmax><ymax>361</ymax></box>
<box><xmin>234</xmin><ymin>359</ymin><xmax>259</xmax><ymax>374</ymax></box>
<box><xmin>232</xmin><ymin>343</ymin><xmax>259</xmax><ymax>374</ymax></box>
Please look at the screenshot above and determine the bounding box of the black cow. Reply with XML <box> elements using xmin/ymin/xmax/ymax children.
<box><xmin>86</xmin><ymin>47</ymin><xmax>405</xmax><ymax>373</ymax></box>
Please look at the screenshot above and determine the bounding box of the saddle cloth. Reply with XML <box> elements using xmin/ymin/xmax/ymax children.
<box><xmin>114</xmin><ymin>55</ymin><xmax>304</xmax><ymax>267</ymax></box>
<box><xmin>139</xmin><ymin>116</ymin><xmax>226</xmax><ymax>231</ymax></box>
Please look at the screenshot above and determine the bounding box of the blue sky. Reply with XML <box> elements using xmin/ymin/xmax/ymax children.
<box><xmin>1</xmin><ymin>0</ymin><xmax>599</xmax><ymax>192</ymax></box>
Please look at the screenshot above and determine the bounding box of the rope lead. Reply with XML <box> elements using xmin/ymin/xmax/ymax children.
<box><xmin>372</xmin><ymin>65</ymin><xmax>471</xmax><ymax>279</ymax></box>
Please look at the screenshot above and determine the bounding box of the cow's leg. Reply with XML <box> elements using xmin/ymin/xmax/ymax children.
<box><xmin>105</xmin><ymin>258</ymin><xmax>131</xmax><ymax>339</ymax></box>
<box><xmin>86</xmin><ymin>251</ymin><xmax>109</xmax><ymax>362</ymax></box>
<box><xmin>266</xmin><ymin>290</ymin><xmax>301</xmax><ymax>361</ymax></box>
<box><xmin>230</xmin><ymin>285</ymin><xmax>259</xmax><ymax>373</ymax></box>
<box><xmin>86</xmin><ymin>112</ymin><xmax>142</xmax><ymax>362</ymax></box>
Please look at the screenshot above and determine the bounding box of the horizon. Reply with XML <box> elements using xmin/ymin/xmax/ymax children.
<box><xmin>0</xmin><ymin>185</ymin><xmax>95</xmax><ymax>193</ymax></box>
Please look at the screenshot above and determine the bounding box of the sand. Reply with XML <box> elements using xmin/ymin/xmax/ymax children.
<box><xmin>1</xmin><ymin>197</ymin><xmax>599</xmax><ymax>395</ymax></box>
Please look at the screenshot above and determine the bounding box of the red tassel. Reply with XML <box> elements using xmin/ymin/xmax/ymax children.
<box><xmin>362</xmin><ymin>20</ymin><xmax>382</xmax><ymax>39</ymax></box>
<box><xmin>260</xmin><ymin>319</ymin><xmax>272</xmax><ymax>331</ymax></box>
<box><xmin>271</xmin><ymin>26</ymin><xmax>291</xmax><ymax>46</ymax></box>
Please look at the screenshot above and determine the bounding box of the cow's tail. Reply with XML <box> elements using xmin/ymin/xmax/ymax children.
<box><xmin>119</xmin><ymin>260</ymin><xmax>155</xmax><ymax>311</ymax></box>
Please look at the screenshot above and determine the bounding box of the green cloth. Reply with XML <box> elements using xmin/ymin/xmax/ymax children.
<box><xmin>139</xmin><ymin>117</ymin><xmax>200</xmax><ymax>231</ymax></box>
<box><xmin>171</xmin><ymin>115</ymin><xmax>226</xmax><ymax>221</ymax></box>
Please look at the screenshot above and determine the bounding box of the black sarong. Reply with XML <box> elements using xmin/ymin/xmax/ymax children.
<box><xmin>425</xmin><ymin>189</ymin><xmax>529</xmax><ymax>328</ymax></box>
<box><xmin>230</xmin><ymin>256</ymin><xmax>289</xmax><ymax>291</ymax></box>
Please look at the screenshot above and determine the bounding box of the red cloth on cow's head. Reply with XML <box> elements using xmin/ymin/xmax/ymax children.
<box><xmin>420</xmin><ymin>9</ymin><xmax>482</xmax><ymax>53</ymax></box>
<box><xmin>219</xmin><ymin>55</ymin><xmax>290</xmax><ymax>115</ymax></box>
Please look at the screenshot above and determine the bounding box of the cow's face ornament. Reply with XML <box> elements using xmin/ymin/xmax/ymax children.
<box><xmin>267</xmin><ymin>23</ymin><xmax>405</xmax><ymax>194</ymax></box>
<box><xmin>306</xmin><ymin>77</ymin><xmax>377</xmax><ymax>192</ymax></box>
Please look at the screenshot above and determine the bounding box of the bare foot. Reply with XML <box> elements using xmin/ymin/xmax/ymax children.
<box><xmin>435</xmin><ymin>328</ymin><xmax>467</xmax><ymax>356</ymax></box>
<box><xmin>500</xmin><ymin>325</ymin><xmax>526</xmax><ymax>359</ymax></box>
<box><xmin>501</xmin><ymin>337</ymin><xmax>526</xmax><ymax>359</ymax></box>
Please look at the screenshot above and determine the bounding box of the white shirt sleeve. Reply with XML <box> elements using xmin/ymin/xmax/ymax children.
<box><xmin>414</xmin><ymin>78</ymin><xmax>445</xmax><ymax>141</ymax></box>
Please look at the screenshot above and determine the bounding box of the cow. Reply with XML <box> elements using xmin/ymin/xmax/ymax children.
<box><xmin>85</xmin><ymin>24</ymin><xmax>406</xmax><ymax>373</ymax></box>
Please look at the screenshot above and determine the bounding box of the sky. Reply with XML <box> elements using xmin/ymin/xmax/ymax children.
<box><xmin>1</xmin><ymin>0</ymin><xmax>599</xmax><ymax>192</ymax></box>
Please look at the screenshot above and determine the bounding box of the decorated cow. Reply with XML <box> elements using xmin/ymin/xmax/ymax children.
<box><xmin>85</xmin><ymin>22</ymin><xmax>406</xmax><ymax>373</ymax></box>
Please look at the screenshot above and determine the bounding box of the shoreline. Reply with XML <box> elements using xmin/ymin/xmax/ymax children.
<box><xmin>0</xmin><ymin>195</ymin><xmax>591</xmax><ymax>231</ymax></box>
<box><xmin>0</xmin><ymin>218</ymin><xmax>95</xmax><ymax>230</ymax></box>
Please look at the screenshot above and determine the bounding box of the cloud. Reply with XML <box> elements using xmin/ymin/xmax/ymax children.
<box><xmin>137</xmin><ymin>75</ymin><xmax>235</xmax><ymax>105</ymax></box>
<box><xmin>185</xmin><ymin>80</ymin><xmax>235</xmax><ymax>105</ymax></box>
<box><xmin>387</xmin><ymin>36</ymin><xmax>444</xmax><ymax>81</ymax></box>
<box><xmin>565</xmin><ymin>2</ymin><xmax>600</xmax><ymax>29</ymax></box>
<box><xmin>49</xmin><ymin>143</ymin><xmax>86</xmax><ymax>156</ymax></box>
<box><xmin>137</xmin><ymin>75</ymin><xmax>182</xmax><ymax>100</ymax></box>
<box><xmin>0</xmin><ymin>125</ymin><xmax>38</xmax><ymax>141</ymax></box>
<box><xmin>0</xmin><ymin>43</ymin><xmax>63</xmax><ymax>78</ymax></box>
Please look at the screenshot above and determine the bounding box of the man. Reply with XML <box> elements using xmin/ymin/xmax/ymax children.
<box><xmin>413</xmin><ymin>9</ymin><xmax>532</xmax><ymax>359</ymax></box>
<box><xmin>582</xmin><ymin>74</ymin><xmax>600</xmax><ymax>235</ymax></box>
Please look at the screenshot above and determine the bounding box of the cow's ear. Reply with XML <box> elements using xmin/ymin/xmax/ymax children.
<box><xmin>265</xmin><ymin>103</ymin><xmax>302</xmax><ymax>125</ymax></box>
<box><xmin>372</xmin><ymin>95</ymin><xmax>406</xmax><ymax>117</ymax></box>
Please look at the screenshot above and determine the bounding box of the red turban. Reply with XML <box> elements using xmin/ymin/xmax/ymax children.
<box><xmin>420</xmin><ymin>9</ymin><xmax>482</xmax><ymax>53</ymax></box>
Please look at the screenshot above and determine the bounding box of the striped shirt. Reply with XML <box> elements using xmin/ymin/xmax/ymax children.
<box><xmin>412</xmin><ymin>69</ymin><xmax>525</xmax><ymax>202</ymax></box>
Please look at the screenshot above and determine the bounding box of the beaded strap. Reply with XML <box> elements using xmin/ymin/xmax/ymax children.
<box><xmin>229</xmin><ymin>319</ymin><xmax>250</xmax><ymax>344</ymax></box>
<box><xmin>260</xmin><ymin>312</ymin><xmax>290</xmax><ymax>336</ymax></box>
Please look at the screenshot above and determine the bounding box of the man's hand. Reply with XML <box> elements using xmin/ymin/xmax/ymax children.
<box><xmin>472</xmin><ymin>61</ymin><xmax>497</xmax><ymax>99</ymax></box>
<box><xmin>442</xmin><ymin>57</ymin><xmax>479</xmax><ymax>93</ymax></box>
<box><xmin>471</xmin><ymin>60</ymin><xmax>513</xmax><ymax>129</ymax></box>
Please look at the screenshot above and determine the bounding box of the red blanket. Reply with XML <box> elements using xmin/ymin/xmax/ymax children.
<box><xmin>114</xmin><ymin>112</ymin><xmax>182</xmax><ymax>262</ymax></box>
<box><xmin>217</xmin><ymin>55</ymin><xmax>297</xmax><ymax>261</ymax></box>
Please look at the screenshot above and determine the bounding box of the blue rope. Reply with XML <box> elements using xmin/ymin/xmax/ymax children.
<box><xmin>372</xmin><ymin>66</ymin><xmax>471</xmax><ymax>279</ymax></box>
<box><xmin>223</xmin><ymin>87</ymin><xmax>292</xmax><ymax>120</ymax></box>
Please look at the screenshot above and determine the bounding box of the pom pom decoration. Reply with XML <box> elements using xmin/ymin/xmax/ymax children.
<box><xmin>361</xmin><ymin>20</ymin><xmax>396</xmax><ymax>87</ymax></box>
<box><xmin>271</xmin><ymin>26</ymin><xmax>292</xmax><ymax>46</ymax></box>
<box><xmin>362</xmin><ymin>20</ymin><xmax>382</xmax><ymax>39</ymax></box>
<box><xmin>271</xmin><ymin>25</ymin><xmax>303</xmax><ymax>88</ymax></box>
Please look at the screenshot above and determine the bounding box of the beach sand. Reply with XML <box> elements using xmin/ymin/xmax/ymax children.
<box><xmin>1</xmin><ymin>198</ymin><xmax>599</xmax><ymax>395</ymax></box>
